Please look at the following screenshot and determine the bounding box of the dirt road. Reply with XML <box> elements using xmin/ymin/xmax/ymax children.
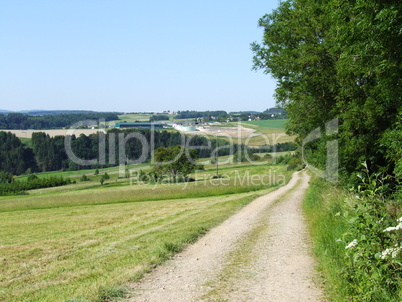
<box><xmin>128</xmin><ymin>171</ymin><xmax>325</xmax><ymax>301</ymax></box>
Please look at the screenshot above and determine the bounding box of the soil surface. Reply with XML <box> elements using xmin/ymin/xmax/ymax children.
<box><xmin>127</xmin><ymin>171</ymin><xmax>325</xmax><ymax>302</ymax></box>
<box><xmin>191</xmin><ymin>125</ymin><xmax>258</xmax><ymax>138</ymax></box>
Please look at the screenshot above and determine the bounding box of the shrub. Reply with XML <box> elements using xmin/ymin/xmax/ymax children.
<box><xmin>341</xmin><ymin>164</ymin><xmax>402</xmax><ymax>301</ymax></box>
<box><xmin>80</xmin><ymin>174</ymin><xmax>89</xmax><ymax>182</ymax></box>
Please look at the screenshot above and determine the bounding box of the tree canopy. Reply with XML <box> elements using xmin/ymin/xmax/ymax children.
<box><xmin>152</xmin><ymin>145</ymin><xmax>202</xmax><ymax>182</ymax></box>
<box><xmin>252</xmin><ymin>0</ymin><xmax>402</xmax><ymax>183</ymax></box>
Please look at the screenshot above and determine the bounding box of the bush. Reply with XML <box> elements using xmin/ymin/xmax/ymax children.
<box><xmin>0</xmin><ymin>176</ymin><xmax>72</xmax><ymax>196</ymax></box>
<box><xmin>80</xmin><ymin>174</ymin><xmax>89</xmax><ymax>182</ymax></box>
<box><xmin>27</xmin><ymin>174</ymin><xmax>39</xmax><ymax>182</ymax></box>
<box><xmin>286</xmin><ymin>157</ymin><xmax>305</xmax><ymax>171</ymax></box>
<box><xmin>341</xmin><ymin>165</ymin><xmax>402</xmax><ymax>301</ymax></box>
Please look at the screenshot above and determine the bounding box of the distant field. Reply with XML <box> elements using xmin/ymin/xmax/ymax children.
<box><xmin>243</xmin><ymin>119</ymin><xmax>288</xmax><ymax>129</ymax></box>
<box><xmin>0</xmin><ymin>162</ymin><xmax>291</xmax><ymax>301</ymax></box>
<box><xmin>117</xmin><ymin>113</ymin><xmax>155</xmax><ymax>123</ymax></box>
<box><xmin>216</xmin><ymin>119</ymin><xmax>295</xmax><ymax>146</ymax></box>
<box><xmin>18</xmin><ymin>137</ymin><xmax>32</xmax><ymax>148</ymax></box>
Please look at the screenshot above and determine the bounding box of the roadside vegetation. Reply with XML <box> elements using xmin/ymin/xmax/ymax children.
<box><xmin>304</xmin><ymin>173</ymin><xmax>401</xmax><ymax>301</ymax></box>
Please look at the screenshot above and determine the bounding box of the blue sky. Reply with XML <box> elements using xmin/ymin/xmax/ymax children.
<box><xmin>0</xmin><ymin>0</ymin><xmax>279</xmax><ymax>113</ymax></box>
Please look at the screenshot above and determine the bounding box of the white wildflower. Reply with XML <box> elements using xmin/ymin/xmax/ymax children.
<box><xmin>380</xmin><ymin>248</ymin><xmax>392</xmax><ymax>259</ymax></box>
<box><xmin>398</xmin><ymin>217</ymin><xmax>402</xmax><ymax>223</ymax></box>
<box><xmin>345</xmin><ymin>239</ymin><xmax>358</xmax><ymax>249</ymax></box>
<box><xmin>383</xmin><ymin>222</ymin><xmax>402</xmax><ymax>232</ymax></box>
<box><xmin>392</xmin><ymin>247</ymin><xmax>401</xmax><ymax>259</ymax></box>
<box><xmin>380</xmin><ymin>246</ymin><xmax>402</xmax><ymax>259</ymax></box>
<box><xmin>384</xmin><ymin>226</ymin><xmax>397</xmax><ymax>232</ymax></box>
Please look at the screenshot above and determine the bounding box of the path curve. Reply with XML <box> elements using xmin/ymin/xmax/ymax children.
<box><xmin>127</xmin><ymin>170</ymin><xmax>325</xmax><ymax>301</ymax></box>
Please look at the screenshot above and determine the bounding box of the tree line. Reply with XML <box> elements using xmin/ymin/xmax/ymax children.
<box><xmin>175</xmin><ymin>110</ymin><xmax>228</xmax><ymax>119</ymax></box>
<box><xmin>0</xmin><ymin>129</ymin><xmax>296</xmax><ymax>176</ymax></box>
<box><xmin>252</xmin><ymin>0</ymin><xmax>402</xmax><ymax>187</ymax></box>
<box><xmin>0</xmin><ymin>112</ymin><xmax>120</xmax><ymax>130</ymax></box>
<box><xmin>0</xmin><ymin>172</ymin><xmax>73</xmax><ymax>196</ymax></box>
<box><xmin>175</xmin><ymin>110</ymin><xmax>287</xmax><ymax>122</ymax></box>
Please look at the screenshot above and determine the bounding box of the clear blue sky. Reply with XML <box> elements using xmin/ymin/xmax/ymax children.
<box><xmin>0</xmin><ymin>0</ymin><xmax>279</xmax><ymax>113</ymax></box>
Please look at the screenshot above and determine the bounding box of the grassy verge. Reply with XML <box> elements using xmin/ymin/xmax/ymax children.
<box><xmin>302</xmin><ymin>176</ymin><xmax>350</xmax><ymax>301</ymax></box>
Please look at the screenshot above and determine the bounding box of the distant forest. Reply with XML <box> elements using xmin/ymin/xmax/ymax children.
<box><xmin>0</xmin><ymin>112</ymin><xmax>120</xmax><ymax>130</ymax></box>
<box><xmin>0</xmin><ymin>129</ymin><xmax>296</xmax><ymax>176</ymax></box>
<box><xmin>175</xmin><ymin>108</ymin><xmax>286</xmax><ymax>121</ymax></box>
<box><xmin>175</xmin><ymin>110</ymin><xmax>228</xmax><ymax>119</ymax></box>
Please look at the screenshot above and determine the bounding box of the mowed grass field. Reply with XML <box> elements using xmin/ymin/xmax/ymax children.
<box><xmin>0</xmin><ymin>162</ymin><xmax>291</xmax><ymax>301</ymax></box>
<box><xmin>116</xmin><ymin>113</ymin><xmax>155</xmax><ymax>123</ymax></box>
<box><xmin>244</xmin><ymin>119</ymin><xmax>288</xmax><ymax>129</ymax></box>
<box><xmin>242</xmin><ymin>119</ymin><xmax>295</xmax><ymax>146</ymax></box>
<box><xmin>214</xmin><ymin>119</ymin><xmax>295</xmax><ymax>146</ymax></box>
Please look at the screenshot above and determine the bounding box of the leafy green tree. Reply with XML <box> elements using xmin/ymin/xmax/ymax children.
<box><xmin>80</xmin><ymin>174</ymin><xmax>89</xmax><ymax>182</ymax></box>
<box><xmin>252</xmin><ymin>0</ymin><xmax>402</xmax><ymax>181</ymax></box>
<box><xmin>153</xmin><ymin>145</ymin><xmax>202</xmax><ymax>182</ymax></box>
<box><xmin>0</xmin><ymin>131</ymin><xmax>28</xmax><ymax>175</ymax></box>
<box><xmin>0</xmin><ymin>171</ymin><xmax>13</xmax><ymax>184</ymax></box>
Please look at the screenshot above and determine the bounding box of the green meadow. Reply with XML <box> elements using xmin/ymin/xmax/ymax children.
<box><xmin>0</xmin><ymin>162</ymin><xmax>291</xmax><ymax>301</ymax></box>
<box><xmin>217</xmin><ymin>119</ymin><xmax>295</xmax><ymax>146</ymax></box>
<box><xmin>242</xmin><ymin>119</ymin><xmax>295</xmax><ymax>146</ymax></box>
<box><xmin>243</xmin><ymin>119</ymin><xmax>289</xmax><ymax>129</ymax></box>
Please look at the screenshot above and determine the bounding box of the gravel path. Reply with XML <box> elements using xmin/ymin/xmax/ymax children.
<box><xmin>127</xmin><ymin>171</ymin><xmax>325</xmax><ymax>302</ymax></box>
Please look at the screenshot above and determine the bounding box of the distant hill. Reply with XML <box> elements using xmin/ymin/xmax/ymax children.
<box><xmin>264</xmin><ymin>107</ymin><xmax>286</xmax><ymax>114</ymax></box>
<box><xmin>229</xmin><ymin>111</ymin><xmax>260</xmax><ymax>114</ymax></box>
<box><xmin>26</xmin><ymin>110</ymin><xmax>98</xmax><ymax>116</ymax></box>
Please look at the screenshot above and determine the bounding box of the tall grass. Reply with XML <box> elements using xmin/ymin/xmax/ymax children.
<box><xmin>303</xmin><ymin>176</ymin><xmax>350</xmax><ymax>301</ymax></box>
<box><xmin>0</xmin><ymin>163</ymin><xmax>290</xmax><ymax>301</ymax></box>
<box><xmin>0</xmin><ymin>192</ymin><xmax>260</xmax><ymax>301</ymax></box>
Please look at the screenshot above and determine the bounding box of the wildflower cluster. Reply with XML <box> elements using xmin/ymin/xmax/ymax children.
<box><xmin>341</xmin><ymin>165</ymin><xmax>401</xmax><ymax>301</ymax></box>
<box><xmin>380</xmin><ymin>217</ymin><xmax>402</xmax><ymax>260</ymax></box>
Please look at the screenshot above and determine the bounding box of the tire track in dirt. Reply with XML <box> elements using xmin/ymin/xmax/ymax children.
<box><xmin>127</xmin><ymin>171</ymin><xmax>325</xmax><ymax>302</ymax></box>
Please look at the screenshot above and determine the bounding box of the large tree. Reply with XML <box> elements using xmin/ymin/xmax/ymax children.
<box><xmin>152</xmin><ymin>145</ymin><xmax>202</xmax><ymax>182</ymax></box>
<box><xmin>252</xmin><ymin>0</ymin><xmax>402</xmax><ymax>182</ymax></box>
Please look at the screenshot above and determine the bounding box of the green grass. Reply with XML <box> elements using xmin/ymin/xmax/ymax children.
<box><xmin>4</xmin><ymin>164</ymin><xmax>290</xmax><ymax>212</ymax></box>
<box><xmin>0</xmin><ymin>163</ymin><xmax>291</xmax><ymax>301</ymax></box>
<box><xmin>116</xmin><ymin>113</ymin><xmax>155</xmax><ymax>123</ymax></box>
<box><xmin>19</xmin><ymin>137</ymin><xmax>32</xmax><ymax>148</ymax></box>
<box><xmin>302</xmin><ymin>175</ymin><xmax>350</xmax><ymax>301</ymax></box>
<box><xmin>0</xmin><ymin>193</ymin><xmax>262</xmax><ymax>301</ymax></box>
<box><xmin>243</xmin><ymin>119</ymin><xmax>289</xmax><ymax>129</ymax></box>
<box><xmin>15</xmin><ymin>164</ymin><xmax>149</xmax><ymax>181</ymax></box>
<box><xmin>216</xmin><ymin>119</ymin><xmax>295</xmax><ymax>146</ymax></box>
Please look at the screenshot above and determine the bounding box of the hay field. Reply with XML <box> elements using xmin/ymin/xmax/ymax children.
<box><xmin>0</xmin><ymin>163</ymin><xmax>291</xmax><ymax>301</ymax></box>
